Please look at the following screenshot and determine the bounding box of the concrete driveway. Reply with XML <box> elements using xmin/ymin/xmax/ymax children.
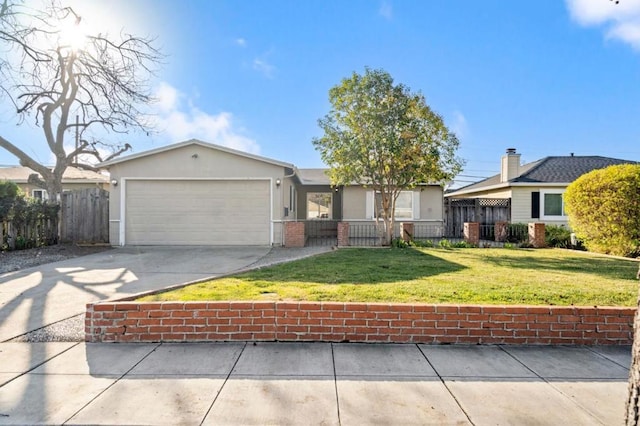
<box><xmin>0</xmin><ymin>246</ymin><xmax>273</xmax><ymax>342</ymax></box>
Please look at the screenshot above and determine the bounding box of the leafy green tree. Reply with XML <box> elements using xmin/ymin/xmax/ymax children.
<box><xmin>313</xmin><ymin>68</ymin><xmax>463</xmax><ymax>245</ymax></box>
<box><xmin>564</xmin><ymin>164</ymin><xmax>640</xmax><ymax>258</ymax></box>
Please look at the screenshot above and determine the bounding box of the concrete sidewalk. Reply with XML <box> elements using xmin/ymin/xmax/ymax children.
<box><xmin>0</xmin><ymin>342</ymin><xmax>631</xmax><ymax>425</ymax></box>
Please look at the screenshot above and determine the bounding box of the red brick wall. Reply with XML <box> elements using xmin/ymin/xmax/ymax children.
<box><xmin>337</xmin><ymin>222</ymin><xmax>349</xmax><ymax>247</ymax></box>
<box><xmin>284</xmin><ymin>222</ymin><xmax>305</xmax><ymax>247</ymax></box>
<box><xmin>463</xmin><ymin>222</ymin><xmax>480</xmax><ymax>245</ymax></box>
<box><xmin>529</xmin><ymin>222</ymin><xmax>546</xmax><ymax>248</ymax></box>
<box><xmin>86</xmin><ymin>301</ymin><xmax>634</xmax><ymax>345</ymax></box>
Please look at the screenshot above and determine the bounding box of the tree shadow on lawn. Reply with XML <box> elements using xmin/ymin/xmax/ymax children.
<box><xmin>479</xmin><ymin>250</ymin><xmax>638</xmax><ymax>281</ymax></box>
<box><xmin>236</xmin><ymin>248</ymin><xmax>467</xmax><ymax>285</ymax></box>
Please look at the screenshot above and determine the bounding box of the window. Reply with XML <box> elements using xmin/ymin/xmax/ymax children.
<box><xmin>289</xmin><ymin>186</ymin><xmax>296</xmax><ymax>212</ymax></box>
<box><xmin>32</xmin><ymin>189</ymin><xmax>47</xmax><ymax>200</ymax></box>
<box><xmin>541</xmin><ymin>190</ymin><xmax>566</xmax><ymax>219</ymax></box>
<box><xmin>307</xmin><ymin>192</ymin><xmax>332</xmax><ymax>219</ymax></box>
<box><xmin>369</xmin><ymin>191</ymin><xmax>419</xmax><ymax>220</ymax></box>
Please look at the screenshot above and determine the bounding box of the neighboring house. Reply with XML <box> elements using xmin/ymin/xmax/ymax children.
<box><xmin>0</xmin><ymin>166</ymin><xmax>110</xmax><ymax>200</ymax></box>
<box><xmin>445</xmin><ymin>148</ymin><xmax>636</xmax><ymax>227</ymax></box>
<box><xmin>100</xmin><ymin>139</ymin><xmax>446</xmax><ymax>246</ymax></box>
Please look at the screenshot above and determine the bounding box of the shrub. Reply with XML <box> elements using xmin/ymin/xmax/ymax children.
<box><xmin>545</xmin><ymin>225</ymin><xmax>571</xmax><ymax>248</ymax></box>
<box><xmin>438</xmin><ymin>239</ymin><xmax>452</xmax><ymax>249</ymax></box>
<box><xmin>391</xmin><ymin>238</ymin><xmax>409</xmax><ymax>248</ymax></box>
<box><xmin>564</xmin><ymin>164</ymin><xmax>640</xmax><ymax>258</ymax></box>
<box><xmin>412</xmin><ymin>239</ymin><xmax>434</xmax><ymax>248</ymax></box>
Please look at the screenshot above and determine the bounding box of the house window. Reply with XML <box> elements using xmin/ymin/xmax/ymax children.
<box><xmin>289</xmin><ymin>186</ymin><xmax>296</xmax><ymax>212</ymax></box>
<box><xmin>307</xmin><ymin>192</ymin><xmax>332</xmax><ymax>219</ymax></box>
<box><xmin>374</xmin><ymin>191</ymin><xmax>415</xmax><ymax>219</ymax></box>
<box><xmin>541</xmin><ymin>190</ymin><xmax>566</xmax><ymax>219</ymax></box>
<box><xmin>32</xmin><ymin>189</ymin><xmax>47</xmax><ymax>200</ymax></box>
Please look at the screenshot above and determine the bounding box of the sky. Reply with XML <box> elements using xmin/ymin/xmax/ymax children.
<box><xmin>1</xmin><ymin>0</ymin><xmax>640</xmax><ymax>187</ymax></box>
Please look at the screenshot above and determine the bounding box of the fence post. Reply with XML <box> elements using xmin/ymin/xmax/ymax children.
<box><xmin>495</xmin><ymin>221</ymin><xmax>508</xmax><ymax>242</ymax></box>
<box><xmin>463</xmin><ymin>222</ymin><xmax>480</xmax><ymax>245</ymax></box>
<box><xmin>284</xmin><ymin>221</ymin><xmax>305</xmax><ymax>248</ymax></box>
<box><xmin>528</xmin><ymin>223</ymin><xmax>546</xmax><ymax>248</ymax></box>
<box><xmin>400</xmin><ymin>222</ymin><xmax>414</xmax><ymax>243</ymax></box>
<box><xmin>337</xmin><ymin>222</ymin><xmax>350</xmax><ymax>247</ymax></box>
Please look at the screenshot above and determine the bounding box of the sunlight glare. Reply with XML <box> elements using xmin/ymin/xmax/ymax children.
<box><xmin>58</xmin><ymin>16</ymin><xmax>88</xmax><ymax>53</ymax></box>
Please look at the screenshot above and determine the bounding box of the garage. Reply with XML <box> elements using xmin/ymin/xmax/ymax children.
<box><xmin>124</xmin><ymin>179</ymin><xmax>271</xmax><ymax>245</ymax></box>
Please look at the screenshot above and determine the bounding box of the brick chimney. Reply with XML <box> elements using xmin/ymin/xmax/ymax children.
<box><xmin>500</xmin><ymin>148</ymin><xmax>521</xmax><ymax>183</ymax></box>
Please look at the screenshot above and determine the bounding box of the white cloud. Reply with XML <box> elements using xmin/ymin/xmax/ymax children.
<box><xmin>236</xmin><ymin>38</ymin><xmax>247</xmax><ymax>47</ymax></box>
<box><xmin>253</xmin><ymin>57</ymin><xmax>276</xmax><ymax>78</ymax></box>
<box><xmin>451</xmin><ymin>110</ymin><xmax>468</xmax><ymax>140</ymax></box>
<box><xmin>151</xmin><ymin>82</ymin><xmax>260</xmax><ymax>154</ymax></box>
<box><xmin>379</xmin><ymin>1</ymin><xmax>393</xmax><ymax>20</ymax></box>
<box><xmin>155</xmin><ymin>82</ymin><xmax>180</xmax><ymax>113</ymax></box>
<box><xmin>566</xmin><ymin>0</ymin><xmax>640</xmax><ymax>49</ymax></box>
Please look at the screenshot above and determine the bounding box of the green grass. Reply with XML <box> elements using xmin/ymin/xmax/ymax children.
<box><xmin>138</xmin><ymin>247</ymin><xmax>640</xmax><ymax>306</ymax></box>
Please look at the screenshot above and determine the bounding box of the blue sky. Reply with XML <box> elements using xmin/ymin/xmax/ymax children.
<box><xmin>2</xmin><ymin>0</ymin><xmax>640</xmax><ymax>187</ymax></box>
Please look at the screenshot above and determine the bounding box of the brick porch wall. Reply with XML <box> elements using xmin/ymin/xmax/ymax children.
<box><xmin>284</xmin><ymin>221</ymin><xmax>305</xmax><ymax>247</ymax></box>
<box><xmin>86</xmin><ymin>301</ymin><xmax>634</xmax><ymax>345</ymax></box>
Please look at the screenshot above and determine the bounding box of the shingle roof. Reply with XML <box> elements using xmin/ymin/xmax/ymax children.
<box><xmin>0</xmin><ymin>166</ymin><xmax>109</xmax><ymax>183</ymax></box>
<box><xmin>512</xmin><ymin>156</ymin><xmax>635</xmax><ymax>183</ymax></box>
<box><xmin>297</xmin><ymin>168</ymin><xmax>331</xmax><ymax>185</ymax></box>
<box><xmin>448</xmin><ymin>155</ymin><xmax>636</xmax><ymax>195</ymax></box>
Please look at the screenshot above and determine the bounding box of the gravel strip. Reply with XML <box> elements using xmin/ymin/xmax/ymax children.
<box><xmin>9</xmin><ymin>314</ymin><xmax>85</xmax><ymax>342</ymax></box>
<box><xmin>1</xmin><ymin>243</ymin><xmax>112</xmax><ymax>274</ymax></box>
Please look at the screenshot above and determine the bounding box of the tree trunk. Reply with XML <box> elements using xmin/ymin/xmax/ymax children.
<box><xmin>626</xmin><ymin>271</ymin><xmax>640</xmax><ymax>425</ymax></box>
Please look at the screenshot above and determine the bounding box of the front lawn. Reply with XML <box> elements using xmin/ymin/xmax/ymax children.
<box><xmin>139</xmin><ymin>248</ymin><xmax>639</xmax><ymax>306</ymax></box>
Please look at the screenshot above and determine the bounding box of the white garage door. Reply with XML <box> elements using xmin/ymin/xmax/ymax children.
<box><xmin>125</xmin><ymin>180</ymin><xmax>270</xmax><ymax>245</ymax></box>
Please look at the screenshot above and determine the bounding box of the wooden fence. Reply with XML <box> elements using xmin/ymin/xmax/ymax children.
<box><xmin>60</xmin><ymin>188</ymin><xmax>109</xmax><ymax>244</ymax></box>
<box><xmin>444</xmin><ymin>198</ymin><xmax>511</xmax><ymax>238</ymax></box>
<box><xmin>1</xmin><ymin>215</ymin><xmax>58</xmax><ymax>250</ymax></box>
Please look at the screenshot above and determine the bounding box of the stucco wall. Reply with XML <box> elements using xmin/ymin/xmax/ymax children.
<box><xmin>107</xmin><ymin>144</ymin><xmax>288</xmax><ymax>246</ymax></box>
<box><xmin>342</xmin><ymin>185</ymin><xmax>443</xmax><ymax>221</ymax></box>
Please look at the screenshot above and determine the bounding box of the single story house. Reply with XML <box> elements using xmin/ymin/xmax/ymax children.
<box><xmin>445</xmin><ymin>148</ymin><xmax>636</xmax><ymax>227</ymax></box>
<box><xmin>100</xmin><ymin>139</ymin><xmax>445</xmax><ymax>246</ymax></box>
<box><xmin>0</xmin><ymin>166</ymin><xmax>110</xmax><ymax>199</ymax></box>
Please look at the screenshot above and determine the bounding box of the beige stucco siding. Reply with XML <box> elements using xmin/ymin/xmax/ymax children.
<box><xmin>342</xmin><ymin>185</ymin><xmax>443</xmax><ymax>221</ymax></box>
<box><xmin>108</xmin><ymin>144</ymin><xmax>287</xmax><ymax>246</ymax></box>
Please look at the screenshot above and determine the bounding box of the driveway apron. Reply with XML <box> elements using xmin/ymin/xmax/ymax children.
<box><xmin>0</xmin><ymin>246</ymin><xmax>271</xmax><ymax>342</ymax></box>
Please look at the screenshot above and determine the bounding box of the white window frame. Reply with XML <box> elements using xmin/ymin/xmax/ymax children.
<box><xmin>540</xmin><ymin>189</ymin><xmax>567</xmax><ymax>220</ymax></box>
<box><xmin>32</xmin><ymin>189</ymin><xmax>48</xmax><ymax>200</ymax></box>
<box><xmin>366</xmin><ymin>190</ymin><xmax>420</xmax><ymax>220</ymax></box>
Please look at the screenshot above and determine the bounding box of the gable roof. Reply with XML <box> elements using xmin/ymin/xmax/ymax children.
<box><xmin>297</xmin><ymin>168</ymin><xmax>331</xmax><ymax>185</ymax></box>
<box><xmin>447</xmin><ymin>155</ymin><xmax>637</xmax><ymax>196</ymax></box>
<box><xmin>0</xmin><ymin>166</ymin><xmax>109</xmax><ymax>184</ymax></box>
<box><xmin>98</xmin><ymin>139</ymin><xmax>295</xmax><ymax>169</ymax></box>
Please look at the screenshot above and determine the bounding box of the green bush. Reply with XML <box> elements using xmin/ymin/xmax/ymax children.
<box><xmin>391</xmin><ymin>238</ymin><xmax>409</xmax><ymax>248</ymax></box>
<box><xmin>564</xmin><ymin>164</ymin><xmax>640</xmax><ymax>258</ymax></box>
<box><xmin>0</xmin><ymin>184</ymin><xmax>59</xmax><ymax>251</ymax></box>
<box><xmin>412</xmin><ymin>239</ymin><xmax>434</xmax><ymax>248</ymax></box>
<box><xmin>438</xmin><ymin>239</ymin><xmax>452</xmax><ymax>249</ymax></box>
<box><xmin>545</xmin><ymin>225</ymin><xmax>571</xmax><ymax>248</ymax></box>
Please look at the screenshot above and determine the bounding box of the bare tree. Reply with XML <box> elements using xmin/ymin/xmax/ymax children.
<box><xmin>0</xmin><ymin>0</ymin><xmax>161</xmax><ymax>200</ymax></box>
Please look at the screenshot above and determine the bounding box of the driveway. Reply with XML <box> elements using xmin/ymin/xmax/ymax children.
<box><xmin>0</xmin><ymin>246</ymin><xmax>273</xmax><ymax>342</ymax></box>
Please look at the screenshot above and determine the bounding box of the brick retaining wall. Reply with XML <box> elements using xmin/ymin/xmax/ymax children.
<box><xmin>85</xmin><ymin>302</ymin><xmax>634</xmax><ymax>345</ymax></box>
